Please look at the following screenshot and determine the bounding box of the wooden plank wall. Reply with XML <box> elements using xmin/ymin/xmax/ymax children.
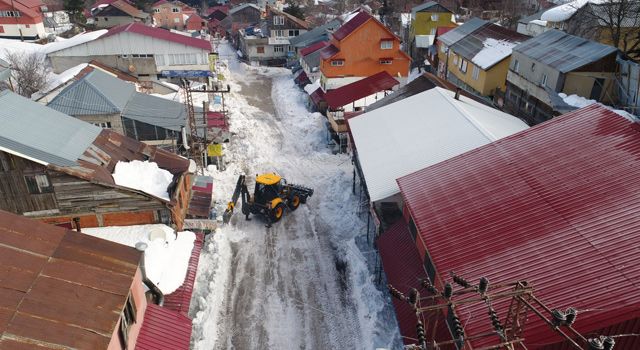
<box><xmin>0</xmin><ymin>151</ymin><xmax>59</xmax><ymax>214</ymax></box>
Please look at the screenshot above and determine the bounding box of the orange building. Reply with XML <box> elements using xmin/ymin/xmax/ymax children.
<box><xmin>151</xmin><ymin>0</ymin><xmax>196</xmax><ymax>30</ymax></box>
<box><xmin>318</xmin><ymin>10</ymin><xmax>411</xmax><ymax>91</ymax></box>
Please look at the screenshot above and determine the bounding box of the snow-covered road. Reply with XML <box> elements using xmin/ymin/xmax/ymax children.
<box><xmin>190</xmin><ymin>42</ymin><xmax>400</xmax><ymax>350</ymax></box>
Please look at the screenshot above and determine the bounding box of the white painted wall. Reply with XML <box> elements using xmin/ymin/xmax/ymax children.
<box><xmin>0</xmin><ymin>22</ymin><xmax>46</xmax><ymax>40</ymax></box>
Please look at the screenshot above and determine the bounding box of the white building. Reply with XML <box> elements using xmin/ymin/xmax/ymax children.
<box><xmin>47</xmin><ymin>22</ymin><xmax>212</xmax><ymax>80</ymax></box>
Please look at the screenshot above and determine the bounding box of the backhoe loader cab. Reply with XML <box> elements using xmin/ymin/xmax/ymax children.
<box><xmin>223</xmin><ymin>173</ymin><xmax>314</xmax><ymax>226</ymax></box>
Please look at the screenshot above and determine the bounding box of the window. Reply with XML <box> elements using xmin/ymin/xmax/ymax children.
<box><xmin>331</xmin><ymin>59</ymin><xmax>344</xmax><ymax>66</ymax></box>
<box><xmin>154</xmin><ymin>8</ymin><xmax>160</xmax><ymax>12</ymax></box>
<box><xmin>379</xmin><ymin>59</ymin><xmax>392</xmax><ymax>65</ymax></box>
<box><xmin>273</xmin><ymin>15</ymin><xmax>284</xmax><ymax>25</ymax></box>
<box><xmin>380</xmin><ymin>40</ymin><xmax>393</xmax><ymax>49</ymax></box>
<box><xmin>0</xmin><ymin>11</ymin><xmax>21</xmax><ymax>17</ymax></box>
<box><xmin>430</xmin><ymin>28</ymin><xmax>436</xmax><ymax>35</ymax></box>
<box><xmin>452</xmin><ymin>55</ymin><xmax>458</xmax><ymax>65</ymax></box>
<box><xmin>0</xmin><ymin>26</ymin><xmax>4</xmax><ymax>34</ymax></box>
<box><xmin>0</xmin><ymin>153</ymin><xmax>13</xmax><ymax>172</ymax></box>
<box><xmin>541</xmin><ymin>74</ymin><xmax>547</xmax><ymax>86</ymax></box>
<box><xmin>25</xmin><ymin>24</ymin><xmax>30</xmax><ymax>28</ymax></box>
<box><xmin>460</xmin><ymin>59</ymin><xmax>467</xmax><ymax>73</ymax></box>
<box><xmin>94</xmin><ymin>122</ymin><xmax>112</xmax><ymax>128</ymax></box>
<box><xmin>472</xmin><ymin>65</ymin><xmax>480</xmax><ymax>80</ymax></box>
<box><xmin>431</xmin><ymin>14</ymin><xmax>439</xmax><ymax>21</ymax></box>
<box><xmin>173</xmin><ymin>17</ymin><xmax>180</xmax><ymax>23</ymax></box>
<box><xmin>118</xmin><ymin>294</ymin><xmax>137</xmax><ymax>349</ymax></box>
<box><xmin>274</xmin><ymin>45</ymin><xmax>285</xmax><ymax>53</ymax></box>
<box><xmin>440</xmin><ymin>44</ymin><xmax>446</xmax><ymax>53</ymax></box>
<box><xmin>288</xmin><ymin>29</ymin><xmax>299</xmax><ymax>36</ymax></box>
<box><xmin>172</xmin><ymin>7</ymin><xmax>180</xmax><ymax>12</ymax></box>
<box><xmin>531</xmin><ymin>62</ymin><xmax>536</xmax><ymax>72</ymax></box>
<box><xmin>24</xmin><ymin>174</ymin><xmax>53</xmax><ymax>194</ymax></box>
<box><xmin>273</xmin><ymin>29</ymin><xmax>284</xmax><ymax>37</ymax></box>
<box><xmin>104</xmin><ymin>17</ymin><xmax>108</xmax><ymax>21</ymax></box>
<box><xmin>513</xmin><ymin>59</ymin><xmax>519</xmax><ymax>73</ymax></box>
<box><xmin>257</xmin><ymin>46</ymin><xmax>265</xmax><ymax>54</ymax></box>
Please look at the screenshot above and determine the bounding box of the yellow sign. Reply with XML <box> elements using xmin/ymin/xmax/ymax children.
<box><xmin>208</xmin><ymin>53</ymin><xmax>218</xmax><ymax>72</ymax></box>
<box><xmin>208</xmin><ymin>144</ymin><xmax>223</xmax><ymax>157</ymax></box>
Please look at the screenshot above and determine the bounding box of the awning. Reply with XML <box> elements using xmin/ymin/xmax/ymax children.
<box><xmin>135</xmin><ymin>304</ymin><xmax>192</xmax><ymax>350</ymax></box>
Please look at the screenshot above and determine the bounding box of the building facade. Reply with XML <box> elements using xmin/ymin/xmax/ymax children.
<box><xmin>0</xmin><ymin>0</ymin><xmax>46</xmax><ymax>40</ymax></box>
<box><xmin>409</xmin><ymin>1</ymin><xmax>456</xmax><ymax>60</ymax></box>
<box><xmin>151</xmin><ymin>0</ymin><xmax>196</xmax><ymax>30</ymax></box>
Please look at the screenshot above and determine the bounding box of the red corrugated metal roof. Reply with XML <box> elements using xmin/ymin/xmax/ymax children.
<box><xmin>300</xmin><ymin>41</ymin><xmax>328</xmax><ymax>56</ymax></box>
<box><xmin>163</xmin><ymin>232</ymin><xmax>204</xmax><ymax>315</ymax></box>
<box><xmin>135</xmin><ymin>304</ymin><xmax>192</xmax><ymax>350</ymax></box>
<box><xmin>206</xmin><ymin>111</ymin><xmax>228</xmax><ymax>130</ymax></box>
<box><xmin>397</xmin><ymin>104</ymin><xmax>640</xmax><ymax>348</ymax></box>
<box><xmin>333</xmin><ymin>11</ymin><xmax>371</xmax><ymax>41</ymax></box>
<box><xmin>377</xmin><ymin>221</ymin><xmax>426</xmax><ymax>344</ymax></box>
<box><xmin>436</xmin><ymin>26</ymin><xmax>455</xmax><ymax>37</ymax></box>
<box><xmin>319</xmin><ymin>44</ymin><xmax>339</xmax><ymax>59</ymax></box>
<box><xmin>324</xmin><ymin>71</ymin><xmax>398</xmax><ymax>109</ymax></box>
<box><xmin>101</xmin><ymin>23</ymin><xmax>211</xmax><ymax>50</ymax></box>
<box><xmin>310</xmin><ymin>87</ymin><xmax>326</xmax><ymax>106</ymax></box>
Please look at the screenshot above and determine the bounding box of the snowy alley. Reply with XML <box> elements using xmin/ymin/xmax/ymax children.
<box><xmin>189</xmin><ymin>42</ymin><xmax>401</xmax><ymax>350</ymax></box>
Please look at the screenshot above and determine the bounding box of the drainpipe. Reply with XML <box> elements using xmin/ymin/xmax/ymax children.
<box><xmin>454</xmin><ymin>87</ymin><xmax>461</xmax><ymax>100</ymax></box>
<box><xmin>135</xmin><ymin>242</ymin><xmax>164</xmax><ymax>306</ymax></box>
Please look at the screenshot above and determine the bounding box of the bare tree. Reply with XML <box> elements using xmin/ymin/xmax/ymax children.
<box><xmin>3</xmin><ymin>50</ymin><xmax>50</xmax><ymax>98</ymax></box>
<box><xmin>568</xmin><ymin>0</ymin><xmax>640</xmax><ymax>61</ymax></box>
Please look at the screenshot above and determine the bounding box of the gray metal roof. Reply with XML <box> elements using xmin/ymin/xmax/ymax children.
<box><xmin>438</xmin><ymin>17</ymin><xmax>487</xmax><ymax>46</ymax></box>
<box><xmin>289</xmin><ymin>19</ymin><xmax>340</xmax><ymax>48</ymax></box>
<box><xmin>0</xmin><ymin>58</ymin><xmax>9</xmax><ymax>82</ymax></box>
<box><xmin>123</xmin><ymin>92</ymin><xmax>187</xmax><ymax>131</ymax></box>
<box><xmin>411</xmin><ymin>1</ymin><xmax>452</xmax><ymax>16</ymax></box>
<box><xmin>0</xmin><ymin>90</ymin><xmax>101</xmax><ymax>167</ymax></box>
<box><xmin>302</xmin><ymin>48</ymin><xmax>323</xmax><ymax>70</ymax></box>
<box><xmin>512</xmin><ymin>29</ymin><xmax>618</xmax><ymax>73</ymax></box>
<box><xmin>517</xmin><ymin>10</ymin><xmax>544</xmax><ymax>24</ymax></box>
<box><xmin>48</xmin><ymin>70</ymin><xmax>135</xmax><ymax>116</ymax></box>
<box><xmin>229</xmin><ymin>3</ymin><xmax>260</xmax><ymax>15</ymax></box>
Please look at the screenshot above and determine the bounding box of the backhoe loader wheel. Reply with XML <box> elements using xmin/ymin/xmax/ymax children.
<box><xmin>288</xmin><ymin>195</ymin><xmax>301</xmax><ymax>211</ymax></box>
<box><xmin>270</xmin><ymin>203</ymin><xmax>285</xmax><ymax>223</ymax></box>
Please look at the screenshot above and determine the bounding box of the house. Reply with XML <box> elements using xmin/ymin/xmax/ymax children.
<box><xmin>505</xmin><ymin>29</ymin><xmax>618</xmax><ymax>125</ymax></box>
<box><xmin>0</xmin><ymin>90</ymin><xmax>194</xmax><ymax>230</ymax></box>
<box><xmin>516</xmin><ymin>10</ymin><xmax>548</xmax><ymax>37</ymax></box>
<box><xmin>92</xmin><ymin>0</ymin><xmax>149</xmax><ymax>29</ymax></box>
<box><xmin>387</xmin><ymin>104</ymin><xmax>640</xmax><ymax>348</ymax></box>
<box><xmin>185</xmin><ymin>13</ymin><xmax>206</xmax><ymax>32</ymax></box>
<box><xmin>436</xmin><ymin>18</ymin><xmax>529</xmax><ymax>100</ymax></box>
<box><xmin>541</xmin><ymin>0</ymin><xmax>640</xmax><ymax>60</ymax></box>
<box><xmin>46</xmin><ymin>69</ymin><xmax>194</xmax><ymax>147</ymax></box>
<box><xmin>318</xmin><ymin>10</ymin><xmax>411</xmax><ymax>91</ymax></box>
<box><xmin>288</xmin><ymin>19</ymin><xmax>341</xmax><ymax>57</ymax></box>
<box><xmin>47</xmin><ymin>22</ymin><xmax>212</xmax><ymax>79</ymax></box>
<box><xmin>205</xmin><ymin>5</ymin><xmax>229</xmax><ymax>38</ymax></box>
<box><xmin>228</xmin><ymin>3</ymin><xmax>261</xmax><ymax>47</ymax></box>
<box><xmin>348</xmin><ymin>87</ymin><xmax>528</xmax><ymax>229</ymax></box>
<box><xmin>298</xmin><ymin>40</ymin><xmax>328</xmax><ymax>84</ymax></box>
<box><xmin>0</xmin><ymin>210</ymin><xmax>188</xmax><ymax>349</ymax></box>
<box><xmin>151</xmin><ymin>0</ymin><xmax>196</xmax><ymax>30</ymax></box>
<box><xmin>238</xmin><ymin>5</ymin><xmax>308</xmax><ymax>66</ymax></box>
<box><xmin>0</xmin><ymin>0</ymin><xmax>46</xmax><ymax>41</ymax></box>
<box><xmin>408</xmin><ymin>1</ymin><xmax>457</xmax><ymax>60</ymax></box>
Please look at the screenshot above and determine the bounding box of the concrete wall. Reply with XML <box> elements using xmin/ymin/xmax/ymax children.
<box><xmin>0</xmin><ymin>22</ymin><xmax>46</xmax><ymax>40</ymax></box>
<box><xmin>75</xmin><ymin>114</ymin><xmax>125</xmax><ymax>134</ymax></box>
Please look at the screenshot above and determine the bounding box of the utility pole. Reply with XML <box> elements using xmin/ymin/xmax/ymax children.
<box><xmin>182</xmin><ymin>78</ymin><xmax>203</xmax><ymax>174</ymax></box>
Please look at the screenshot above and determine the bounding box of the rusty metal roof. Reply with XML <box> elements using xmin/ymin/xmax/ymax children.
<box><xmin>513</xmin><ymin>29</ymin><xmax>618</xmax><ymax>73</ymax></box>
<box><xmin>397</xmin><ymin>104</ymin><xmax>640</xmax><ymax>348</ymax></box>
<box><xmin>163</xmin><ymin>232</ymin><xmax>204</xmax><ymax>314</ymax></box>
<box><xmin>0</xmin><ymin>210</ymin><xmax>140</xmax><ymax>349</ymax></box>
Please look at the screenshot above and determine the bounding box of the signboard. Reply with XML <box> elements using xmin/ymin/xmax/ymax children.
<box><xmin>207</xmin><ymin>144</ymin><xmax>223</xmax><ymax>157</ymax></box>
<box><xmin>208</xmin><ymin>53</ymin><xmax>218</xmax><ymax>72</ymax></box>
<box><xmin>160</xmin><ymin>70</ymin><xmax>213</xmax><ymax>78</ymax></box>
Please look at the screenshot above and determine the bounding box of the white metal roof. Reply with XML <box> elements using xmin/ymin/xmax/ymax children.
<box><xmin>349</xmin><ymin>87</ymin><xmax>529</xmax><ymax>202</ymax></box>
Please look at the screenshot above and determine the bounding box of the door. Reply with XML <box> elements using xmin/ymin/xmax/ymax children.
<box><xmin>590</xmin><ymin>78</ymin><xmax>605</xmax><ymax>100</ymax></box>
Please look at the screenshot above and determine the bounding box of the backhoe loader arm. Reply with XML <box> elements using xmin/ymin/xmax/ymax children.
<box><xmin>223</xmin><ymin>175</ymin><xmax>248</xmax><ymax>223</ymax></box>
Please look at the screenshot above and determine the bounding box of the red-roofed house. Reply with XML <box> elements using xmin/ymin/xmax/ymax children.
<box><xmin>319</xmin><ymin>10</ymin><xmax>411</xmax><ymax>90</ymax></box>
<box><xmin>390</xmin><ymin>104</ymin><xmax>640</xmax><ymax>348</ymax></box>
<box><xmin>0</xmin><ymin>0</ymin><xmax>46</xmax><ymax>41</ymax></box>
<box><xmin>151</xmin><ymin>0</ymin><xmax>196</xmax><ymax>30</ymax></box>
<box><xmin>185</xmin><ymin>13</ymin><xmax>205</xmax><ymax>32</ymax></box>
<box><xmin>91</xmin><ymin>0</ymin><xmax>150</xmax><ymax>29</ymax></box>
<box><xmin>205</xmin><ymin>5</ymin><xmax>229</xmax><ymax>38</ymax></box>
<box><xmin>47</xmin><ymin>22</ymin><xmax>212</xmax><ymax>79</ymax></box>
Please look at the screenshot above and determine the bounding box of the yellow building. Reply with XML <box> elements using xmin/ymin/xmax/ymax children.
<box><xmin>409</xmin><ymin>1</ymin><xmax>457</xmax><ymax>59</ymax></box>
<box><xmin>436</xmin><ymin>18</ymin><xmax>529</xmax><ymax>98</ymax></box>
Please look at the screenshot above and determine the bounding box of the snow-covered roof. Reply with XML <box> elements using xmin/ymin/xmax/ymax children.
<box><xmin>349</xmin><ymin>87</ymin><xmax>529</xmax><ymax>202</ymax></box>
<box><xmin>83</xmin><ymin>224</ymin><xmax>196</xmax><ymax>294</ymax></box>
<box><xmin>541</xmin><ymin>0</ymin><xmax>595</xmax><ymax>22</ymax></box>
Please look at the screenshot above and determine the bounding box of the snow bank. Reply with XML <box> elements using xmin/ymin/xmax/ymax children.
<box><xmin>0</xmin><ymin>39</ymin><xmax>42</xmax><ymax>60</ymax></box>
<box><xmin>541</xmin><ymin>0</ymin><xmax>595</xmax><ymax>22</ymax></box>
<box><xmin>559</xmin><ymin>92</ymin><xmax>637</xmax><ymax>121</ymax></box>
<box><xmin>82</xmin><ymin>224</ymin><xmax>196</xmax><ymax>294</ymax></box>
<box><xmin>112</xmin><ymin>160</ymin><xmax>174</xmax><ymax>200</ymax></box>
<box><xmin>472</xmin><ymin>38</ymin><xmax>519</xmax><ymax>70</ymax></box>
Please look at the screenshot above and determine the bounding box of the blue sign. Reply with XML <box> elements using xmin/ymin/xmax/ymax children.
<box><xmin>161</xmin><ymin>70</ymin><xmax>213</xmax><ymax>78</ymax></box>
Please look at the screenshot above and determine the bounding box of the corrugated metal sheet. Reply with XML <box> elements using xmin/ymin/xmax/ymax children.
<box><xmin>123</xmin><ymin>92</ymin><xmax>186</xmax><ymax>131</ymax></box>
<box><xmin>135</xmin><ymin>304</ymin><xmax>192</xmax><ymax>350</ymax></box>
<box><xmin>348</xmin><ymin>87</ymin><xmax>528</xmax><ymax>202</ymax></box>
<box><xmin>102</xmin><ymin>22</ymin><xmax>211</xmax><ymax>50</ymax></box>
<box><xmin>437</xmin><ymin>18</ymin><xmax>487</xmax><ymax>46</ymax></box>
<box><xmin>449</xmin><ymin>23</ymin><xmax>528</xmax><ymax>70</ymax></box>
<box><xmin>319</xmin><ymin>44</ymin><xmax>340</xmax><ymax>59</ymax></box>
<box><xmin>324</xmin><ymin>71</ymin><xmax>399</xmax><ymax>109</ymax></box>
<box><xmin>397</xmin><ymin>104</ymin><xmax>640</xmax><ymax>348</ymax></box>
<box><xmin>188</xmin><ymin>177</ymin><xmax>213</xmax><ymax>218</ymax></box>
<box><xmin>0</xmin><ymin>90</ymin><xmax>102</xmax><ymax>167</ymax></box>
<box><xmin>411</xmin><ymin>1</ymin><xmax>452</xmax><ymax>15</ymax></box>
<box><xmin>300</xmin><ymin>41</ymin><xmax>328</xmax><ymax>57</ymax></box>
<box><xmin>333</xmin><ymin>11</ymin><xmax>371</xmax><ymax>41</ymax></box>
<box><xmin>303</xmin><ymin>48</ymin><xmax>324</xmax><ymax>70</ymax></box>
<box><xmin>0</xmin><ymin>210</ymin><xmax>140</xmax><ymax>349</ymax></box>
<box><xmin>163</xmin><ymin>232</ymin><xmax>204</xmax><ymax>314</ymax></box>
<box><xmin>513</xmin><ymin>29</ymin><xmax>618</xmax><ymax>73</ymax></box>
<box><xmin>367</xmin><ymin>72</ymin><xmax>461</xmax><ymax>111</ymax></box>
<box><xmin>289</xmin><ymin>19</ymin><xmax>340</xmax><ymax>48</ymax></box>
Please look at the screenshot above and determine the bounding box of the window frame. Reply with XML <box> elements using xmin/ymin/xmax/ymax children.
<box><xmin>330</xmin><ymin>59</ymin><xmax>344</xmax><ymax>67</ymax></box>
<box><xmin>118</xmin><ymin>294</ymin><xmax>137</xmax><ymax>349</ymax></box>
<box><xmin>24</xmin><ymin>174</ymin><xmax>53</xmax><ymax>194</ymax></box>
<box><xmin>380</xmin><ymin>40</ymin><xmax>393</xmax><ymax>50</ymax></box>
<box><xmin>273</xmin><ymin>15</ymin><xmax>284</xmax><ymax>25</ymax></box>
<box><xmin>472</xmin><ymin>64</ymin><xmax>480</xmax><ymax>80</ymax></box>
<box><xmin>513</xmin><ymin>59</ymin><xmax>520</xmax><ymax>73</ymax></box>
<box><xmin>541</xmin><ymin>74</ymin><xmax>548</xmax><ymax>86</ymax></box>
<box><xmin>379</xmin><ymin>59</ymin><xmax>393</xmax><ymax>65</ymax></box>
<box><xmin>274</xmin><ymin>45</ymin><xmax>285</xmax><ymax>53</ymax></box>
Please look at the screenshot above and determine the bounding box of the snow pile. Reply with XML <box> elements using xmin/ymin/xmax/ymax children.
<box><xmin>540</xmin><ymin>0</ymin><xmax>603</xmax><ymax>22</ymax></box>
<box><xmin>530</xmin><ymin>19</ymin><xmax>548</xmax><ymax>26</ymax></box>
<box><xmin>43</xmin><ymin>29</ymin><xmax>107</xmax><ymax>54</ymax></box>
<box><xmin>303</xmin><ymin>79</ymin><xmax>320</xmax><ymax>94</ymax></box>
<box><xmin>558</xmin><ymin>92</ymin><xmax>596</xmax><ymax>108</ymax></box>
<box><xmin>82</xmin><ymin>224</ymin><xmax>196</xmax><ymax>294</ymax></box>
<box><xmin>0</xmin><ymin>39</ymin><xmax>42</xmax><ymax>60</ymax></box>
<box><xmin>44</xmin><ymin>63</ymin><xmax>88</xmax><ymax>91</ymax></box>
<box><xmin>112</xmin><ymin>160</ymin><xmax>174</xmax><ymax>200</ymax></box>
<box><xmin>472</xmin><ymin>38</ymin><xmax>520</xmax><ymax>70</ymax></box>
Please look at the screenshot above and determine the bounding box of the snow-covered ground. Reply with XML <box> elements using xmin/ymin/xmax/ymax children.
<box><xmin>190</xmin><ymin>41</ymin><xmax>401</xmax><ymax>349</ymax></box>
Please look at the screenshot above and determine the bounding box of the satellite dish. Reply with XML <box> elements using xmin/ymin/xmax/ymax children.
<box><xmin>188</xmin><ymin>159</ymin><xmax>197</xmax><ymax>173</ymax></box>
<box><xmin>128</xmin><ymin>64</ymin><xmax>136</xmax><ymax>72</ymax></box>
